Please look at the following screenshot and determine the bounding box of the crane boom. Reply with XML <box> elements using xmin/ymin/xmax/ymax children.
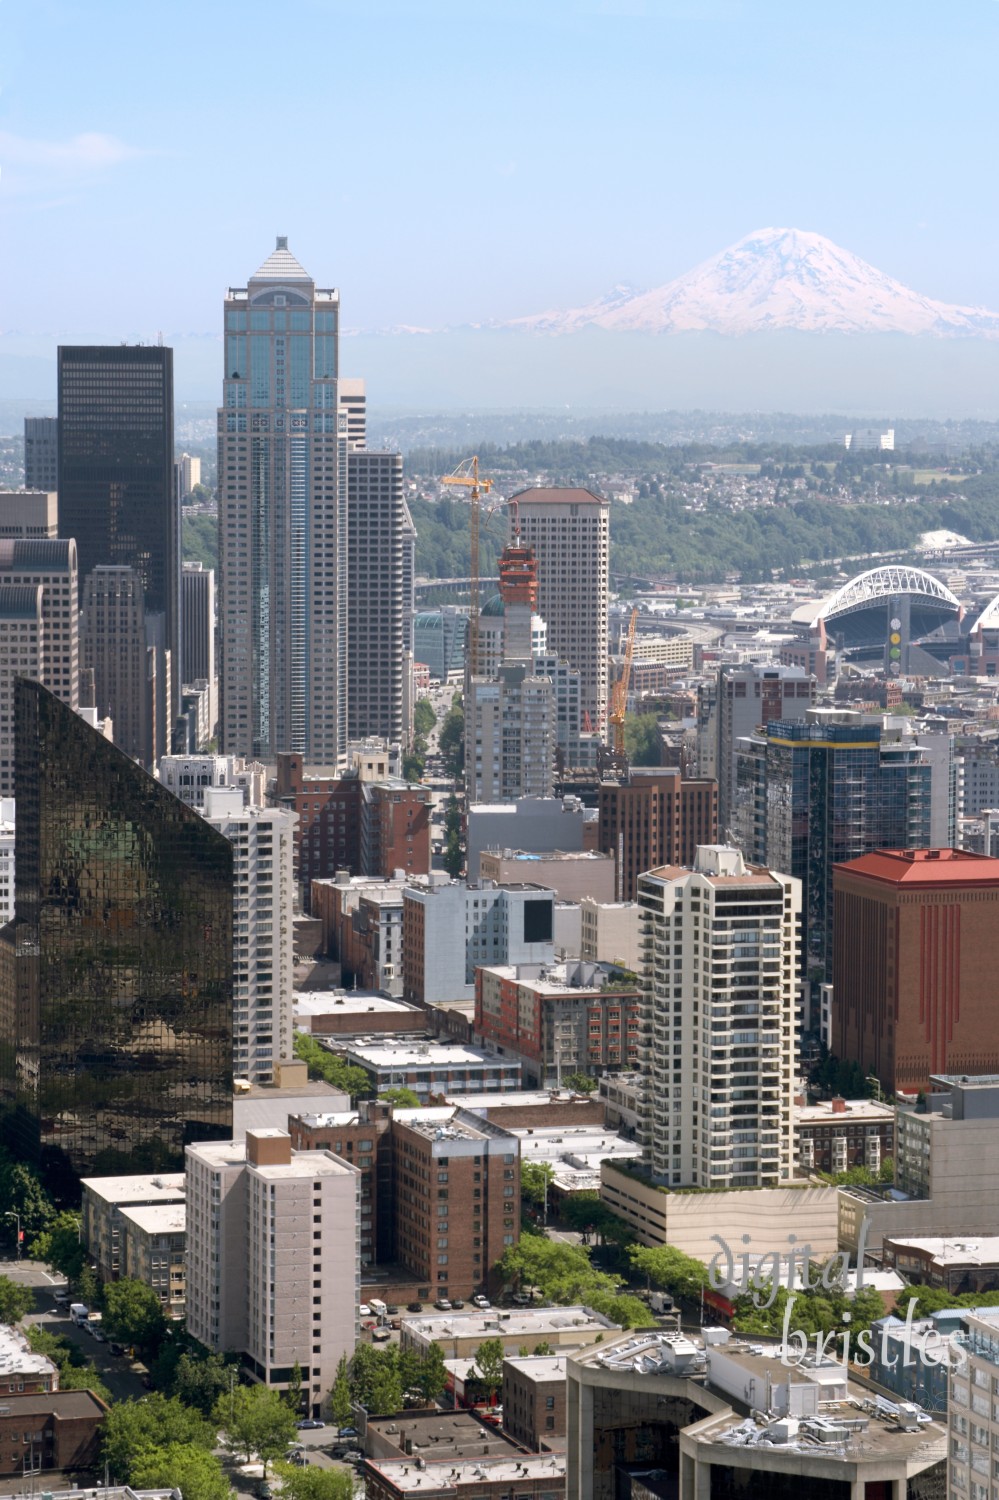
<box><xmin>609</xmin><ymin>606</ymin><xmax>639</xmax><ymax>758</ymax></box>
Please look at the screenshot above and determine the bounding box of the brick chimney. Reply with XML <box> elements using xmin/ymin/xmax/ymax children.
<box><xmin>831</xmin><ymin>1096</ymin><xmax>847</xmax><ymax>1114</ymax></box>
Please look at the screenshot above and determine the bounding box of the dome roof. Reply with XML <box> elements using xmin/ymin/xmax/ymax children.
<box><xmin>480</xmin><ymin>593</ymin><xmax>504</xmax><ymax>618</ymax></box>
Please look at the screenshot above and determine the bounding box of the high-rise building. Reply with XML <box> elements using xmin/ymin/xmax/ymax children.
<box><xmin>347</xmin><ymin>451</ymin><xmax>406</xmax><ymax>745</ymax></box>
<box><xmin>833</xmin><ymin>848</ymin><xmax>999</xmax><ymax>1094</ymax></box>
<box><xmin>597</xmin><ymin>767</ymin><xmax>718</xmax><ymax>901</ymax></box>
<box><xmin>736</xmin><ymin>708</ymin><xmax>932</xmax><ymax>983</ymax></box>
<box><xmin>57</xmin><ymin>345</ymin><xmax>177</xmax><ymax>721</ymax></box>
<box><xmin>1</xmin><ymin>680</ymin><xmax>233</xmax><ymax>1192</ymax></box>
<box><xmin>81</xmin><ymin>564</ymin><xmax>163</xmax><ymax>767</ymax></box>
<box><xmin>180</xmin><ymin>561</ymin><xmax>215</xmax><ymax>688</ymax></box>
<box><xmin>219</xmin><ymin>239</ymin><xmax>347</xmax><ymax>764</ymax></box>
<box><xmin>173</xmin><ymin>453</ymin><xmax>201</xmax><ymax>504</ymax></box>
<box><xmin>158</xmin><ymin>753</ymin><xmax>268</xmax><ymax>811</ymax></box>
<box><xmin>700</xmin><ymin>662</ymin><xmax>816</xmax><ymax>839</ymax></box>
<box><xmin>202</xmin><ymin>788</ymin><xmax>296</xmax><ymax>1084</ymax></box>
<box><xmin>0</xmin><ymin>537</ymin><xmax>79</xmax><ymax>795</ymax></box>
<box><xmin>0</xmin><ymin>491</ymin><xmax>58</xmax><ymax>539</ymax></box>
<box><xmin>513</xmin><ymin>488</ymin><xmax>610</xmax><ymax>727</ymax></box>
<box><xmin>185</xmin><ymin>1129</ymin><xmax>359</xmax><ymax>1416</ymax></box>
<box><xmin>638</xmin><ymin>846</ymin><xmax>800</xmax><ymax>1188</ymax></box>
<box><xmin>23</xmin><ymin>417</ymin><xmax>58</xmax><ymax>493</ymax></box>
<box><xmin>0</xmin><ymin>586</ymin><xmax>42</xmax><ymax>796</ymax></box>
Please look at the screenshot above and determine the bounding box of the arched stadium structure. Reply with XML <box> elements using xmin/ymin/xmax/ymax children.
<box><xmin>808</xmin><ymin>565</ymin><xmax>962</xmax><ymax>664</ymax></box>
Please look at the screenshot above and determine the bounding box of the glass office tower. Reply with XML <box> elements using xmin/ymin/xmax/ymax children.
<box><xmin>1</xmin><ymin>680</ymin><xmax>233</xmax><ymax>1195</ymax></box>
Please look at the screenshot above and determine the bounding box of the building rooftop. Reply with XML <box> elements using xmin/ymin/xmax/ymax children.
<box><xmin>237</xmin><ymin>1078</ymin><xmax>350</xmax><ymax>1100</ymax></box>
<box><xmin>447</xmin><ymin>1089</ymin><xmax>604</xmax><ymax>1111</ymax></box>
<box><xmin>118</xmin><ymin>1202</ymin><xmax>186</xmax><ymax>1236</ymax></box>
<box><xmin>512</xmin><ymin>486</ymin><xmax>607</xmax><ymax>507</ymax></box>
<box><xmin>401</xmin><ymin>1115</ymin><xmax>494</xmax><ymax>1144</ymax></box>
<box><xmin>403</xmin><ymin>1306</ymin><xmax>618</xmax><ymax>1341</ymax></box>
<box><xmin>795</xmin><ymin>1097</ymin><xmax>895</xmax><ymax>1125</ymax></box>
<box><xmin>501</xmin><ymin>1354</ymin><xmax>570</xmax><ymax>1381</ymax></box>
<box><xmin>334</xmin><ymin>1038</ymin><xmax>513</xmax><ymax>1068</ymax></box>
<box><xmin>294</xmin><ymin>992</ymin><xmax>419</xmax><ymax>1017</ymax></box>
<box><xmin>80</xmin><ymin>1171</ymin><xmax>186</xmax><ymax>1205</ymax></box>
<box><xmin>481</xmin><ymin>849</ymin><xmax>613</xmax><ymax>864</ymax></box>
<box><xmin>0</xmin><ymin>1389</ymin><xmax>109</xmax><ymax>1418</ymax></box>
<box><xmin>884</xmin><ymin>1234</ymin><xmax>999</xmax><ymax>1266</ymax></box>
<box><xmin>0</xmin><ymin>1324</ymin><xmax>59</xmax><ymax>1379</ymax></box>
<box><xmin>249</xmin><ymin>236</ymin><xmax>313</xmax><ymax>282</ymax></box>
<box><xmin>836</xmin><ymin>847</ymin><xmax>999</xmax><ymax>886</ymax></box>
<box><xmin>478</xmin><ymin>960</ymin><xmax>638</xmax><ymax>996</ymax></box>
<box><xmin>364</xmin><ymin>1409</ymin><xmax>524</xmax><ymax>1463</ymax></box>
<box><xmin>364</xmin><ymin>1456</ymin><xmax>566</xmax><ymax>1492</ymax></box>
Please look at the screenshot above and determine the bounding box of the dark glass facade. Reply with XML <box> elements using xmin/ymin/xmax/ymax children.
<box><xmin>1</xmin><ymin>680</ymin><xmax>233</xmax><ymax>1195</ymax></box>
<box><xmin>57</xmin><ymin>345</ymin><xmax>178</xmax><ymax>719</ymax></box>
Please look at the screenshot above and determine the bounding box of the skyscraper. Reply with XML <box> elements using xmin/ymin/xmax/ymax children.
<box><xmin>700</xmin><ymin>662</ymin><xmax>816</xmax><ymax>839</ymax></box>
<box><xmin>219</xmin><ymin>239</ymin><xmax>347</xmax><ymax>764</ymax></box>
<box><xmin>1</xmin><ymin>680</ymin><xmax>233</xmax><ymax>1193</ymax></box>
<box><xmin>513</xmin><ymin>488</ymin><xmax>610</xmax><ymax>728</ymax></box>
<box><xmin>0</xmin><ymin>538</ymin><xmax>80</xmax><ymax>794</ymax></box>
<box><xmin>638</xmin><ymin>846</ymin><xmax>800</xmax><ymax>1188</ymax></box>
<box><xmin>23</xmin><ymin>418</ymin><xmax>58</xmax><ymax>493</ymax></box>
<box><xmin>346</xmin><ymin>450</ymin><xmax>406</xmax><ymax>745</ymax></box>
<box><xmin>81</xmin><ymin>564</ymin><xmax>161</xmax><ymax>766</ymax></box>
<box><xmin>57</xmin><ymin>345</ymin><xmax>177</xmax><ymax>722</ymax></box>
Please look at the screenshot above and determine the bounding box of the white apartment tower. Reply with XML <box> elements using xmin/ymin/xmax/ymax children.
<box><xmin>219</xmin><ymin>239</ymin><xmax>348</xmax><ymax>764</ymax></box>
<box><xmin>185</xmin><ymin>1130</ymin><xmax>359</xmax><ymax>1417</ymax></box>
<box><xmin>513</xmin><ymin>487</ymin><xmax>610</xmax><ymax>728</ymax></box>
<box><xmin>347</xmin><ymin>450</ymin><xmax>407</xmax><ymax>745</ymax></box>
<box><xmin>202</xmin><ymin>787</ymin><xmax>296</xmax><ymax>1083</ymax></box>
<box><xmin>637</xmin><ymin>846</ymin><xmax>800</xmax><ymax>1189</ymax></box>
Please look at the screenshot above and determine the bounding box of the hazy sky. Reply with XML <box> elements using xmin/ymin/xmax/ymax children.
<box><xmin>3</xmin><ymin>0</ymin><xmax>999</xmax><ymax>340</ymax></box>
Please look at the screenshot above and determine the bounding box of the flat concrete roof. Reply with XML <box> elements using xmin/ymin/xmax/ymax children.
<box><xmin>80</xmin><ymin>1171</ymin><xmax>186</xmax><ymax>1205</ymax></box>
<box><xmin>118</xmin><ymin>1202</ymin><xmax>186</xmax><ymax>1235</ymax></box>
<box><xmin>365</xmin><ymin>1456</ymin><xmax>566</xmax><ymax>1491</ymax></box>
<box><xmin>0</xmin><ymin>1389</ymin><xmax>108</xmax><ymax>1417</ymax></box>
<box><xmin>337</xmin><ymin>1039</ymin><xmax>513</xmax><ymax>1068</ymax></box>
<box><xmin>501</xmin><ymin>1354</ymin><xmax>570</xmax><ymax>1382</ymax></box>
<box><xmin>365</xmin><ymin>1409</ymin><xmax>523</xmax><ymax>1462</ymax></box>
<box><xmin>295</xmin><ymin>992</ymin><xmax>418</xmax><ymax>1016</ymax></box>
<box><xmin>403</xmin><ymin>1306</ymin><xmax>618</xmax><ymax>1340</ymax></box>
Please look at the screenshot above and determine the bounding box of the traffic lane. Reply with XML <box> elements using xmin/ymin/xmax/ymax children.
<box><xmin>27</xmin><ymin>1306</ymin><xmax>150</xmax><ymax>1402</ymax></box>
<box><xmin>0</xmin><ymin>1256</ymin><xmax>68</xmax><ymax>1290</ymax></box>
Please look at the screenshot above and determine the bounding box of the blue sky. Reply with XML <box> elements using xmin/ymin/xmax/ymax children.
<box><xmin>3</xmin><ymin>0</ymin><xmax>999</xmax><ymax>341</ymax></box>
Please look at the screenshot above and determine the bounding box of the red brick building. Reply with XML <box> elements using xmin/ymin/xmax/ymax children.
<box><xmin>598</xmin><ymin>767</ymin><xmax>717</xmax><ymax>901</ymax></box>
<box><xmin>833</xmin><ymin>848</ymin><xmax>999</xmax><ymax>1094</ymax></box>
<box><xmin>502</xmin><ymin>1355</ymin><xmax>568</xmax><ymax>1449</ymax></box>
<box><xmin>0</xmin><ymin>1391</ymin><xmax>108</xmax><ymax>1475</ymax></box>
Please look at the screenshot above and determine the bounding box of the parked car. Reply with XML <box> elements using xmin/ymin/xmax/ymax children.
<box><xmin>296</xmin><ymin>1419</ymin><xmax>326</xmax><ymax>1430</ymax></box>
<box><xmin>385</xmin><ymin>1304</ymin><xmax>400</xmax><ymax>1315</ymax></box>
<box><xmin>434</xmin><ymin>1298</ymin><xmax>452</xmax><ymax>1311</ymax></box>
<box><xmin>407</xmin><ymin>1301</ymin><xmax>423</xmax><ymax>1313</ymax></box>
<box><xmin>372</xmin><ymin>1327</ymin><xmax>391</xmax><ymax>1342</ymax></box>
<box><xmin>471</xmin><ymin>1294</ymin><xmax>491</xmax><ymax>1309</ymax></box>
<box><xmin>109</xmin><ymin>1342</ymin><xmax>124</xmax><ymax>1356</ymax></box>
<box><xmin>93</xmin><ymin>1329</ymin><xmax>107</xmax><ymax>1343</ymax></box>
<box><xmin>337</xmin><ymin>1427</ymin><xmax>359</xmax><ymax>1440</ymax></box>
<box><xmin>450</xmin><ymin>1298</ymin><xmax>465</xmax><ymax>1310</ymax></box>
<box><xmin>511</xmin><ymin>1292</ymin><xmax>531</xmax><ymax>1306</ymax></box>
<box><xmin>359</xmin><ymin>1303</ymin><xmax>372</xmax><ymax>1317</ymax></box>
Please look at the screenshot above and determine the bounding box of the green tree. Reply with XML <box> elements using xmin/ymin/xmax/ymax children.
<box><xmin>293</xmin><ymin>1032</ymin><xmax>372</xmax><ymax>1101</ymax></box>
<box><xmin>622</xmin><ymin>713</ymin><xmax>662</xmax><ymax>767</ymax></box>
<box><xmin>133</xmin><ymin>1445</ymin><xmax>231</xmax><ymax>1500</ymax></box>
<box><xmin>586</xmin><ymin>1291</ymin><xmax>650</xmax><ymax>1328</ymax></box>
<box><xmin>438</xmin><ymin>704</ymin><xmax>465</xmax><ymax>781</ymax></box>
<box><xmin>103</xmin><ymin>1278</ymin><xmax>167</xmax><ymax>1351</ymax></box>
<box><xmin>30</xmin><ymin>1210</ymin><xmax>85</xmax><ymax>1281</ymax></box>
<box><xmin>443</xmin><ymin>828</ymin><xmax>463</xmax><ymax>878</ymax></box>
<box><xmin>0</xmin><ymin>1160</ymin><xmax>54</xmax><ymax>1240</ymax></box>
<box><xmin>349</xmin><ymin>1344</ymin><xmax>403</xmax><ymax>1413</ymax></box>
<box><xmin>330</xmin><ymin>1354</ymin><xmax>354</xmax><ymax>1429</ymax></box>
<box><xmin>102</xmin><ymin>1395</ymin><xmax>215</xmax><ymax>1482</ymax></box>
<box><xmin>272</xmin><ymin>1464</ymin><xmax>353</xmax><ymax>1500</ymax></box>
<box><xmin>171</xmin><ymin>1350</ymin><xmax>237</xmax><ymax>1416</ymax></box>
<box><xmin>532</xmin><ymin>1342</ymin><xmax>553</xmax><ymax>1356</ymax></box>
<box><xmin>562</xmin><ymin>1072</ymin><xmax>597</xmax><ymax>1093</ymax></box>
<box><xmin>378</xmin><ymin>1087</ymin><xmax>421</xmax><ymax>1108</ymax></box>
<box><xmin>416</xmin><ymin>1342</ymin><xmax>448</xmax><ymax>1404</ymax></box>
<box><xmin>498</xmin><ymin>1236</ymin><xmax>619</xmax><ymax>1306</ymax></box>
<box><xmin>402</xmin><ymin>749</ymin><xmax>426</xmax><ymax>783</ymax></box>
<box><xmin>76</xmin><ymin>1263</ymin><xmax>101</xmax><ymax>1309</ymax></box>
<box><xmin>520</xmin><ymin>1161</ymin><xmax>555</xmax><ymax>1210</ymax></box>
<box><xmin>629</xmin><ymin>1244</ymin><xmax>708</xmax><ymax>1302</ymax></box>
<box><xmin>475</xmin><ymin>1338</ymin><xmax>505</xmax><ymax>1402</ymax></box>
<box><xmin>0</xmin><ymin>1274</ymin><xmax>34</xmax><ymax>1325</ymax></box>
<box><xmin>285</xmin><ymin>1360</ymin><xmax>304</xmax><ymax>1414</ymax></box>
<box><xmin>214</xmin><ymin>1385</ymin><xmax>298</xmax><ymax>1473</ymax></box>
<box><xmin>414</xmin><ymin>699</ymin><xmax>437</xmax><ymax>738</ymax></box>
<box><xmin>56</xmin><ymin>1359</ymin><xmax>113</xmax><ymax>1401</ymax></box>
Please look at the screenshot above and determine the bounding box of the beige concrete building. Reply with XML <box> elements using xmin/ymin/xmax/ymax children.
<box><xmin>479</xmin><ymin>850</ymin><xmax>615</xmax><ymax>905</ymax></box>
<box><xmin>579</xmin><ymin>897</ymin><xmax>642</xmax><ymax>971</ymax></box>
<box><xmin>400</xmin><ymin>1305</ymin><xmax>620</xmax><ymax>1360</ymax></box>
<box><xmin>185</xmin><ymin>1129</ymin><xmax>359</xmax><ymax>1416</ymax></box>
<box><xmin>513</xmin><ymin>488</ymin><xmax>609</xmax><ymax>728</ymax></box>
<box><xmin>948</xmin><ymin>1307</ymin><xmax>999</xmax><ymax>1500</ymax></box>
<box><xmin>120</xmin><ymin>1202</ymin><xmax>186</xmax><ymax>1320</ymax></box>
<box><xmin>600</xmin><ymin>1162</ymin><xmax>839</xmax><ymax>1259</ymax></box>
<box><xmin>0</xmin><ymin>491</ymin><xmax>57</xmax><ymax>538</ymax></box>
<box><xmin>80</xmin><ymin>1172</ymin><xmax>187</xmax><ymax>1285</ymax></box>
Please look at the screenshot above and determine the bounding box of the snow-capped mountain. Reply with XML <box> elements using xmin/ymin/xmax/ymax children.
<box><xmin>504</xmin><ymin>228</ymin><xmax>999</xmax><ymax>337</ymax></box>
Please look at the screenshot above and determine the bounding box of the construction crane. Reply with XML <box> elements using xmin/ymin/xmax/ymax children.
<box><xmin>608</xmin><ymin>606</ymin><xmax>639</xmax><ymax>757</ymax></box>
<box><xmin>439</xmin><ymin>456</ymin><xmax>493</xmax><ymax>671</ymax></box>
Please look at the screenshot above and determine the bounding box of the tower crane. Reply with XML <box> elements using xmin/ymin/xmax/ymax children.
<box><xmin>608</xmin><ymin>606</ymin><xmax>639</xmax><ymax>758</ymax></box>
<box><xmin>439</xmin><ymin>456</ymin><xmax>493</xmax><ymax>670</ymax></box>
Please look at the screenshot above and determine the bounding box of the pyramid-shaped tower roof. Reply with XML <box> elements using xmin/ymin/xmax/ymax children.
<box><xmin>250</xmin><ymin>236</ymin><xmax>312</xmax><ymax>283</ymax></box>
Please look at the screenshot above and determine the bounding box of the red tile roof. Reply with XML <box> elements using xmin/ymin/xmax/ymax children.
<box><xmin>511</xmin><ymin>487</ymin><xmax>608</xmax><ymax>506</ymax></box>
<box><xmin>835</xmin><ymin>849</ymin><xmax>999</xmax><ymax>887</ymax></box>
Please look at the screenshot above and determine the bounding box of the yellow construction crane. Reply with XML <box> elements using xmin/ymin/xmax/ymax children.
<box><xmin>609</xmin><ymin>606</ymin><xmax>639</xmax><ymax>757</ymax></box>
<box><xmin>439</xmin><ymin>455</ymin><xmax>493</xmax><ymax>669</ymax></box>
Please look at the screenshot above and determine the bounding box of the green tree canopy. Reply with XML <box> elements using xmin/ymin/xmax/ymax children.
<box><xmin>0</xmin><ymin>1274</ymin><xmax>34</xmax><ymax>1325</ymax></box>
<box><xmin>273</xmin><ymin>1464</ymin><xmax>354</xmax><ymax>1500</ymax></box>
<box><xmin>622</xmin><ymin>713</ymin><xmax>662</xmax><ymax>767</ymax></box>
<box><xmin>0</xmin><ymin>1158</ymin><xmax>54</xmax><ymax>1241</ymax></box>
<box><xmin>348</xmin><ymin>1344</ymin><xmax>403</xmax><ymax>1413</ymax></box>
<box><xmin>102</xmin><ymin>1395</ymin><xmax>215</xmax><ymax>1482</ymax></box>
<box><xmin>102</xmin><ymin>1278</ymin><xmax>167</xmax><ymax>1351</ymax></box>
<box><xmin>474</xmin><ymin>1337</ymin><xmax>505</xmax><ymax>1400</ymax></box>
<box><xmin>132</xmin><ymin>1445</ymin><xmax>231</xmax><ymax>1500</ymax></box>
<box><xmin>414</xmin><ymin>699</ymin><xmax>437</xmax><ymax>738</ymax></box>
<box><xmin>438</xmin><ymin>705</ymin><xmax>465</xmax><ymax>781</ymax></box>
<box><xmin>330</xmin><ymin>1353</ymin><xmax>353</xmax><ymax>1429</ymax></box>
<box><xmin>171</xmin><ymin>1350</ymin><xmax>239</xmax><ymax>1416</ymax></box>
<box><xmin>30</xmin><ymin>1210</ymin><xmax>85</xmax><ymax>1281</ymax></box>
<box><xmin>520</xmin><ymin>1161</ymin><xmax>555</xmax><ymax>1209</ymax></box>
<box><xmin>379</xmin><ymin>1087</ymin><xmax>421</xmax><ymax>1108</ymax></box>
<box><xmin>562</xmin><ymin>1072</ymin><xmax>597</xmax><ymax>1093</ymax></box>
<box><xmin>629</xmin><ymin>1244</ymin><xmax>709</xmax><ymax>1301</ymax></box>
<box><xmin>498</xmin><ymin>1236</ymin><xmax>620</xmax><ymax>1306</ymax></box>
<box><xmin>214</xmin><ymin>1385</ymin><xmax>298</xmax><ymax>1473</ymax></box>
<box><xmin>416</xmin><ymin>1341</ymin><xmax>449</xmax><ymax>1404</ymax></box>
<box><xmin>294</xmin><ymin>1032</ymin><xmax>372</xmax><ymax>1101</ymax></box>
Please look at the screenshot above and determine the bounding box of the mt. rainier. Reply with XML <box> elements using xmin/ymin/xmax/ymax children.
<box><xmin>505</xmin><ymin>228</ymin><xmax>999</xmax><ymax>338</ymax></box>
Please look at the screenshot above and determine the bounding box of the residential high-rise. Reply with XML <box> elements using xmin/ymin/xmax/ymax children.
<box><xmin>81</xmin><ymin>565</ymin><xmax>163</xmax><ymax>767</ymax></box>
<box><xmin>638</xmin><ymin>846</ymin><xmax>800</xmax><ymax>1188</ymax></box>
<box><xmin>347</xmin><ymin>450</ymin><xmax>406</xmax><ymax>745</ymax></box>
<box><xmin>833</xmin><ymin>848</ymin><xmax>999</xmax><ymax>1094</ymax></box>
<box><xmin>202</xmin><ymin>787</ymin><xmax>296</xmax><ymax>1084</ymax></box>
<box><xmin>180</xmin><ymin>561</ymin><xmax>215</xmax><ymax>687</ymax></box>
<box><xmin>23</xmin><ymin>417</ymin><xmax>58</xmax><ymax>492</ymax></box>
<box><xmin>597</xmin><ymin>767</ymin><xmax>718</xmax><ymax>901</ymax></box>
<box><xmin>0</xmin><ymin>586</ymin><xmax>42</xmax><ymax>796</ymax></box>
<box><xmin>513</xmin><ymin>488</ymin><xmax>610</xmax><ymax>727</ymax></box>
<box><xmin>1</xmin><ymin>680</ymin><xmax>233</xmax><ymax>1193</ymax></box>
<box><xmin>219</xmin><ymin>239</ymin><xmax>347</xmax><ymax>763</ymax></box>
<box><xmin>700</xmin><ymin>662</ymin><xmax>816</xmax><ymax>838</ymax></box>
<box><xmin>185</xmin><ymin>1129</ymin><xmax>359</xmax><ymax>1416</ymax></box>
<box><xmin>736</xmin><ymin>708</ymin><xmax>932</xmax><ymax>983</ymax></box>
<box><xmin>0</xmin><ymin>538</ymin><xmax>80</xmax><ymax>794</ymax></box>
<box><xmin>173</xmin><ymin>453</ymin><xmax>201</xmax><ymax>504</ymax></box>
<box><xmin>57</xmin><ymin>345</ymin><xmax>177</xmax><ymax>721</ymax></box>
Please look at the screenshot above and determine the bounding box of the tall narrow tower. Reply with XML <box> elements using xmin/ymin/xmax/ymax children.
<box><xmin>219</xmin><ymin>239</ymin><xmax>347</xmax><ymax>763</ymax></box>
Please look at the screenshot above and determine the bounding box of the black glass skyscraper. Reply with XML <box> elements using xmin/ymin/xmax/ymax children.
<box><xmin>0</xmin><ymin>680</ymin><xmax>233</xmax><ymax>1195</ymax></box>
<box><xmin>57</xmin><ymin>345</ymin><xmax>179</xmax><ymax>725</ymax></box>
